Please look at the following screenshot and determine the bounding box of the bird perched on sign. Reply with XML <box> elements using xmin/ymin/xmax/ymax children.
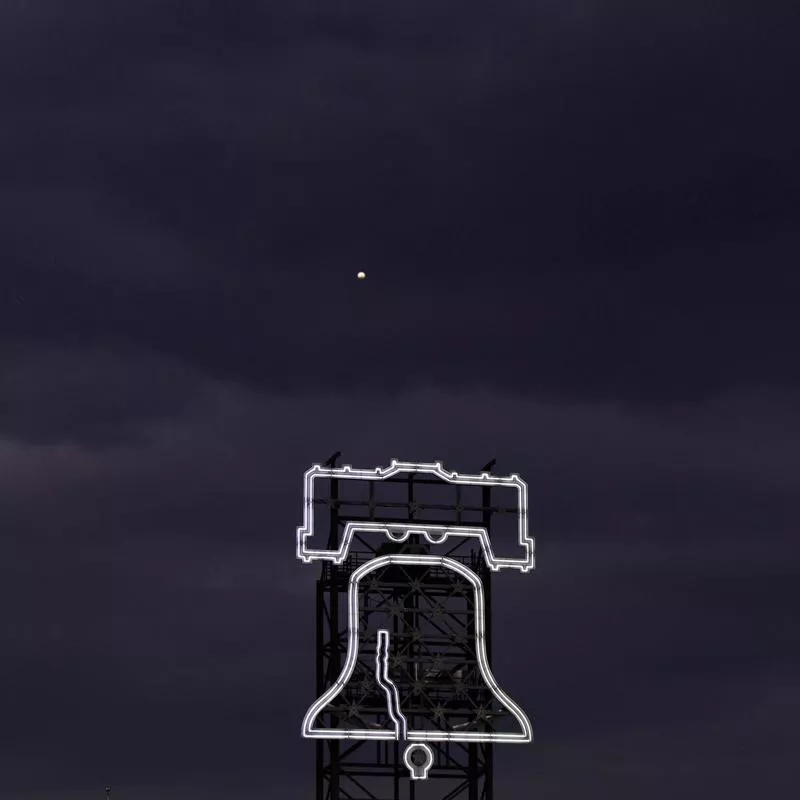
<box><xmin>481</xmin><ymin>459</ymin><xmax>496</xmax><ymax>473</ymax></box>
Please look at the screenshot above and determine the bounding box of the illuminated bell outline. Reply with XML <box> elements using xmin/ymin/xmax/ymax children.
<box><xmin>297</xmin><ymin>459</ymin><xmax>535</xmax><ymax>572</ymax></box>
<box><xmin>301</xmin><ymin>553</ymin><xmax>533</xmax><ymax>744</ymax></box>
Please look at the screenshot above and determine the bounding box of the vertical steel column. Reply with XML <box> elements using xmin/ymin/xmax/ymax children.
<box><xmin>315</xmin><ymin>578</ymin><xmax>325</xmax><ymax>800</ymax></box>
<box><xmin>481</xmin><ymin>482</ymin><xmax>494</xmax><ymax>800</ymax></box>
<box><xmin>317</xmin><ymin>461</ymin><xmax>343</xmax><ymax>800</ymax></box>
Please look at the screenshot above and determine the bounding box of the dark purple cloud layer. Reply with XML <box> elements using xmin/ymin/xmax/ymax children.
<box><xmin>1</xmin><ymin>1</ymin><xmax>798</xmax><ymax>797</ymax></box>
<box><xmin>2</xmin><ymin>2</ymin><xmax>799</xmax><ymax>404</ymax></box>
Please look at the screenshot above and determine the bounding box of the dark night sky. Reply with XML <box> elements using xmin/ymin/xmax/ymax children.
<box><xmin>1</xmin><ymin>1</ymin><xmax>799</xmax><ymax>797</ymax></box>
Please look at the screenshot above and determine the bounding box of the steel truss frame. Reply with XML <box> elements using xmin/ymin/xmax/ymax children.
<box><xmin>313</xmin><ymin>458</ymin><xmax>511</xmax><ymax>800</ymax></box>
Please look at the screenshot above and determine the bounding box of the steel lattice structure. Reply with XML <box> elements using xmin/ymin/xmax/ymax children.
<box><xmin>309</xmin><ymin>456</ymin><xmax>528</xmax><ymax>800</ymax></box>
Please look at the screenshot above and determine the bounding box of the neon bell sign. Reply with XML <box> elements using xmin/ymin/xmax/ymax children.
<box><xmin>297</xmin><ymin>459</ymin><xmax>535</xmax><ymax>780</ymax></box>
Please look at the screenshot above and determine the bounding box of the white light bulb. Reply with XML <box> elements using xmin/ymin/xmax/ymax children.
<box><xmin>357</xmin><ymin>271</ymin><xmax>366</xmax><ymax>280</ymax></box>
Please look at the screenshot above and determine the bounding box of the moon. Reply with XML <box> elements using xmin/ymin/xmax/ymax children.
<box><xmin>357</xmin><ymin>271</ymin><xmax>366</xmax><ymax>280</ymax></box>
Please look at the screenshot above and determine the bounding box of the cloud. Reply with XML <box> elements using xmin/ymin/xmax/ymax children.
<box><xmin>0</xmin><ymin>344</ymin><xmax>204</xmax><ymax>446</ymax></box>
<box><xmin>1</xmin><ymin>378</ymin><xmax>797</xmax><ymax>790</ymax></box>
<box><xmin>497</xmin><ymin>668</ymin><xmax>800</xmax><ymax>798</ymax></box>
<box><xmin>1</xmin><ymin>2</ymin><xmax>797</xmax><ymax>795</ymax></box>
<box><xmin>1</xmin><ymin>3</ymin><xmax>798</xmax><ymax>404</ymax></box>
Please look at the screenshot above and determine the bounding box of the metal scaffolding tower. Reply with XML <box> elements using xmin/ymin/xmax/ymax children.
<box><xmin>310</xmin><ymin>455</ymin><xmax>521</xmax><ymax>800</ymax></box>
